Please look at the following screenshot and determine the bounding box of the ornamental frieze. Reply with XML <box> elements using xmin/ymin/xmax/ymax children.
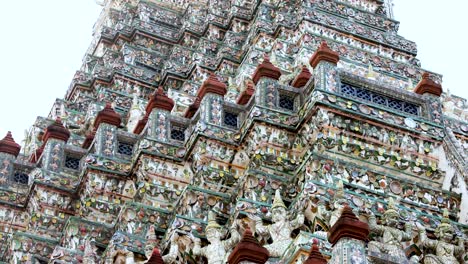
<box><xmin>311</xmin><ymin>0</ymin><xmax>399</xmax><ymax>32</ymax></box>
<box><xmin>302</xmin><ymin>155</ymin><xmax>461</xmax><ymax>219</ymax></box>
<box><xmin>10</xmin><ymin>233</ymin><xmax>57</xmax><ymax>263</ymax></box>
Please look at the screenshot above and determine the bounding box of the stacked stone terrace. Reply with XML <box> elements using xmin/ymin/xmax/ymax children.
<box><xmin>0</xmin><ymin>0</ymin><xmax>467</xmax><ymax>263</ymax></box>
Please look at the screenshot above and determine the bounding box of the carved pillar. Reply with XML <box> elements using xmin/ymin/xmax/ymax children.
<box><xmin>0</xmin><ymin>132</ymin><xmax>23</xmax><ymax>256</ymax></box>
<box><xmin>0</xmin><ymin>132</ymin><xmax>21</xmax><ymax>183</ymax></box>
<box><xmin>309</xmin><ymin>42</ymin><xmax>340</xmax><ymax>93</ymax></box>
<box><xmin>252</xmin><ymin>55</ymin><xmax>282</xmax><ymax>108</ymax></box>
<box><xmin>228</xmin><ymin>227</ymin><xmax>269</xmax><ymax>264</ymax></box>
<box><xmin>92</xmin><ymin>103</ymin><xmax>121</xmax><ymax>157</ymax></box>
<box><xmin>327</xmin><ymin>205</ymin><xmax>369</xmax><ymax>264</ymax></box>
<box><xmin>195</xmin><ymin>73</ymin><xmax>227</xmax><ymax>126</ymax></box>
<box><xmin>414</xmin><ymin>72</ymin><xmax>443</xmax><ymax>123</ymax></box>
<box><xmin>40</xmin><ymin>118</ymin><xmax>70</xmax><ymax>171</ymax></box>
<box><xmin>146</xmin><ymin>87</ymin><xmax>175</xmax><ymax>141</ymax></box>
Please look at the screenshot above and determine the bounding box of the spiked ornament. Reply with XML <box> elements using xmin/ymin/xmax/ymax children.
<box><xmin>271</xmin><ymin>190</ymin><xmax>286</xmax><ymax>210</ymax></box>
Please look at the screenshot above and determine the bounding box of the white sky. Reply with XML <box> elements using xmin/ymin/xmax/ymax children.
<box><xmin>0</xmin><ymin>1</ymin><xmax>466</xmax><ymax>147</ymax></box>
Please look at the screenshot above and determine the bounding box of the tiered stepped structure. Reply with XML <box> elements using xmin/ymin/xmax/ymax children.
<box><xmin>0</xmin><ymin>0</ymin><xmax>467</xmax><ymax>263</ymax></box>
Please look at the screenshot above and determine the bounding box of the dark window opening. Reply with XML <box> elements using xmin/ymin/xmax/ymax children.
<box><xmin>170</xmin><ymin>126</ymin><xmax>186</xmax><ymax>141</ymax></box>
<box><xmin>12</xmin><ymin>171</ymin><xmax>29</xmax><ymax>185</ymax></box>
<box><xmin>65</xmin><ymin>156</ymin><xmax>81</xmax><ymax>170</ymax></box>
<box><xmin>404</xmin><ymin>104</ymin><xmax>419</xmax><ymax>115</ymax></box>
<box><xmin>224</xmin><ymin>112</ymin><xmax>238</xmax><ymax>128</ymax></box>
<box><xmin>388</xmin><ymin>99</ymin><xmax>403</xmax><ymax>111</ymax></box>
<box><xmin>340</xmin><ymin>83</ymin><xmax>419</xmax><ymax>116</ymax></box>
<box><xmin>118</xmin><ymin>142</ymin><xmax>134</xmax><ymax>156</ymax></box>
<box><xmin>279</xmin><ymin>94</ymin><xmax>295</xmax><ymax>111</ymax></box>
<box><xmin>341</xmin><ymin>85</ymin><xmax>355</xmax><ymax>96</ymax></box>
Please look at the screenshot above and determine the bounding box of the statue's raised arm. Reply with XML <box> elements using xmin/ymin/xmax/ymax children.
<box><xmin>368</xmin><ymin>197</ymin><xmax>413</xmax><ymax>263</ymax></box>
<box><xmin>250</xmin><ymin>190</ymin><xmax>304</xmax><ymax>258</ymax></box>
<box><xmin>191</xmin><ymin>211</ymin><xmax>241</xmax><ymax>264</ymax></box>
<box><xmin>417</xmin><ymin>209</ymin><xmax>465</xmax><ymax>264</ymax></box>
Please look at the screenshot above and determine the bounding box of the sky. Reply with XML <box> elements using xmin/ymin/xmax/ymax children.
<box><xmin>0</xmin><ymin>1</ymin><xmax>467</xmax><ymax>147</ymax></box>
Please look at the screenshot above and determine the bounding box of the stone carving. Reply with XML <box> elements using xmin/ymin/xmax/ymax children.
<box><xmin>368</xmin><ymin>197</ymin><xmax>412</xmax><ymax>261</ymax></box>
<box><xmin>249</xmin><ymin>190</ymin><xmax>305</xmax><ymax>258</ymax></box>
<box><xmin>191</xmin><ymin>211</ymin><xmax>241</xmax><ymax>264</ymax></box>
<box><xmin>417</xmin><ymin>209</ymin><xmax>465</xmax><ymax>264</ymax></box>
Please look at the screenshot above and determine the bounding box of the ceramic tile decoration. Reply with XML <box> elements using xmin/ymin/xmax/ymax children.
<box><xmin>0</xmin><ymin>0</ymin><xmax>467</xmax><ymax>263</ymax></box>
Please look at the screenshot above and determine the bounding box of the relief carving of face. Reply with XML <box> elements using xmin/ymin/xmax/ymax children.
<box><xmin>384</xmin><ymin>213</ymin><xmax>398</xmax><ymax>227</ymax></box>
<box><xmin>437</xmin><ymin>226</ymin><xmax>454</xmax><ymax>243</ymax></box>
<box><xmin>205</xmin><ymin>228</ymin><xmax>222</xmax><ymax>243</ymax></box>
<box><xmin>272</xmin><ymin>207</ymin><xmax>286</xmax><ymax>222</ymax></box>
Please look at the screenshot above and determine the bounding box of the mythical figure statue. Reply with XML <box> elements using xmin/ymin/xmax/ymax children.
<box><xmin>368</xmin><ymin>197</ymin><xmax>412</xmax><ymax>261</ymax></box>
<box><xmin>417</xmin><ymin>209</ymin><xmax>465</xmax><ymax>264</ymax></box>
<box><xmin>249</xmin><ymin>189</ymin><xmax>305</xmax><ymax>258</ymax></box>
<box><xmin>191</xmin><ymin>211</ymin><xmax>241</xmax><ymax>264</ymax></box>
<box><xmin>104</xmin><ymin>226</ymin><xmax>180</xmax><ymax>264</ymax></box>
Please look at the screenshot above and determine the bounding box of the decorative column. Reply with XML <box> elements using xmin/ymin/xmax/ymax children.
<box><xmin>144</xmin><ymin>87</ymin><xmax>175</xmax><ymax>141</ymax></box>
<box><xmin>228</xmin><ymin>227</ymin><xmax>269</xmax><ymax>264</ymax></box>
<box><xmin>134</xmin><ymin>87</ymin><xmax>174</xmax><ymax>137</ymax></box>
<box><xmin>92</xmin><ymin>103</ymin><xmax>122</xmax><ymax>157</ymax></box>
<box><xmin>327</xmin><ymin>205</ymin><xmax>369</xmax><ymax>264</ymax></box>
<box><xmin>304</xmin><ymin>241</ymin><xmax>327</xmax><ymax>264</ymax></box>
<box><xmin>309</xmin><ymin>42</ymin><xmax>340</xmax><ymax>93</ymax></box>
<box><xmin>413</xmin><ymin>72</ymin><xmax>443</xmax><ymax>123</ymax></box>
<box><xmin>41</xmin><ymin>118</ymin><xmax>70</xmax><ymax>171</ymax></box>
<box><xmin>251</xmin><ymin>55</ymin><xmax>282</xmax><ymax>107</ymax></box>
<box><xmin>186</xmin><ymin>73</ymin><xmax>227</xmax><ymax>126</ymax></box>
<box><xmin>0</xmin><ymin>132</ymin><xmax>21</xmax><ymax>184</ymax></box>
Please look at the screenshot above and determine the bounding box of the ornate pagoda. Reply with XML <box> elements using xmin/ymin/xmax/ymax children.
<box><xmin>0</xmin><ymin>0</ymin><xmax>467</xmax><ymax>263</ymax></box>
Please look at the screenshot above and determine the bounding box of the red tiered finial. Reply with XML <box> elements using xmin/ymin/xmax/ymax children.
<box><xmin>0</xmin><ymin>131</ymin><xmax>21</xmax><ymax>157</ymax></box>
<box><xmin>42</xmin><ymin>118</ymin><xmax>71</xmax><ymax>143</ymax></box>
<box><xmin>236</xmin><ymin>81</ymin><xmax>255</xmax><ymax>105</ymax></box>
<box><xmin>184</xmin><ymin>96</ymin><xmax>201</xmax><ymax>119</ymax></box>
<box><xmin>146</xmin><ymin>247</ymin><xmax>165</xmax><ymax>264</ymax></box>
<box><xmin>309</xmin><ymin>42</ymin><xmax>340</xmax><ymax>68</ymax></box>
<box><xmin>133</xmin><ymin>87</ymin><xmax>174</xmax><ymax>135</ymax></box>
<box><xmin>82</xmin><ymin>103</ymin><xmax>120</xmax><ymax>147</ymax></box>
<box><xmin>328</xmin><ymin>205</ymin><xmax>369</xmax><ymax>245</ymax></box>
<box><xmin>133</xmin><ymin>116</ymin><xmax>149</xmax><ymax>135</ymax></box>
<box><xmin>252</xmin><ymin>55</ymin><xmax>282</xmax><ymax>85</ymax></box>
<box><xmin>94</xmin><ymin>102</ymin><xmax>122</xmax><ymax>128</ymax></box>
<box><xmin>228</xmin><ymin>226</ymin><xmax>269</xmax><ymax>264</ymax></box>
<box><xmin>304</xmin><ymin>240</ymin><xmax>327</xmax><ymax>264</ymax></box>
<box><xmin>413</xmin><ymin>72</ymin><xmax>443</xmax><ymax>97</ymax></box>
<box><xmin>196</xmin><ymin>72</ymin><xmax>227</xmax><ymax>99</ymax></box>
<box><xmin>292</xmin><ymin>65</ymin><xmax>312</xmax><ymax>88</ymax></box>
<box><xmin>146</xmin><ymin>86</ymin><xmax>175</xmax><ymax>113</ymax></box>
